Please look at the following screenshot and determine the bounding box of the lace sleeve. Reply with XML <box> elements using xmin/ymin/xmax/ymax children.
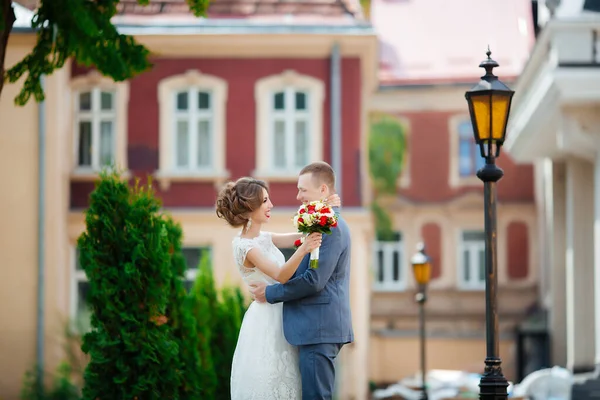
<box><xmin>233</xmin><ymin>238</ymin><xmax>257</xmax><ymax>267</ymax></box>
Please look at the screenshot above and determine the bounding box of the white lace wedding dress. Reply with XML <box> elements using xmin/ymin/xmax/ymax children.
<box><xmin>230</xmin><ymin>231</ymin><xmax>302</xmax><ymax>400</ymax></box>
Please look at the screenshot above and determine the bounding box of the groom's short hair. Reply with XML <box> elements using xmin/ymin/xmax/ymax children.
<box><xmin>300</xmin><ymin>161</ymin><xmax>336</xmax><ymax>190</ymax></box>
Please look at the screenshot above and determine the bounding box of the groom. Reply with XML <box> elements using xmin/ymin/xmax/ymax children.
<box><xmin>249</xmin><ymin>161</ymin><xmax>353</xmax><ymax>400</ymax></box>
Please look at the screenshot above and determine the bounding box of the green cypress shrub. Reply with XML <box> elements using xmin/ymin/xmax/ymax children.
<box><xmin>163</xmin><ymin>216</ymin><xmax>204</xmax><ymax>399</ymax></box>
<box><xmin>215</xmin><ymin>285</ymin><xmax>246</xmax><ymax>398</ymax></box>
<box><xmin>187</xmin><ymin>252</ymin><xmax>218</xmax><ymax>398</ymax></box>
<box><xmin>78</xmin><ymin>172</ymin><xmax>180</xmax><ymax>400</ymax></box>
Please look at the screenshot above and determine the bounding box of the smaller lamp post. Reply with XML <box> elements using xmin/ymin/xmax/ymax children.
<box><xmin>464</xmin><ymin>48</ymin><xmax>514</xmax><ymax>400</ymax></box>
<box><xmin>411</xmin><ymin>242</ymin><xmax>432</xmax><ymax>400</ymax></box>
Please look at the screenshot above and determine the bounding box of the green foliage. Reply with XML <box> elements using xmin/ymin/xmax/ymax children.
<box><xmin>163</xmin><ymin>216</ymin><xmax>205</xmax><ymax>399</ymax></box>
<box><xmin>78</xmin><ymin>171</ymin><xmax>180</xmax><ymax>400</ymax></box>
<box><xmin>371</xmin><ymin>201</ymin><xmax>395</xmax><ymax>241</ymax></box>
<box><xmin>3</xmin><ymin>0</ymin><xmax>210</xmax><ymax>106</ymax></box>
<box><xmin>20</xmin><ymin>362</ymin><xmax>80</xmax><ymax>400</ymax></box>
<box><xmin>187</xmin><ymin>251</ymin><xmax>218</xmax><ymax>398</ymax></box>
<box><xmin>368</xmin><ymin>114</ymin><xmax>407</xmax><ymax>195</ymax></box>
<box><xmin>189</xmin><ymin>253</ymin><xmax>247</xmax><ymax>400</ymax></box>
<box><xmin>368</xmin><ymin>113</ymin><xmax>408</xmax><ymax>240</ymax></box>
<box><xmin>215</xmin><ymin>285</ymin><xmax>244</xmax><ymax>397</ymax></box>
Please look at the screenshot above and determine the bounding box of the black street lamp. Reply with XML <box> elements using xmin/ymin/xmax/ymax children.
<box><xmin>465</xmin><ymin>48</ymin><xmax>514</xmax><ymax>400</ymax></box>
<box><xmin>411</xmin><ymin>242</ymin><xmax>432</xmax><ymax>400</ymax></box>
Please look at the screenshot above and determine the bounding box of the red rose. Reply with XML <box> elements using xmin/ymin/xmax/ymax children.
<box><xmin>331</xmin><ymin>221</ymin><xmax>338</xmax><ymax>227</ymax></box>
<box><xmin>308</xmin><ymin>205</ymin><xmax>316</xmax><ymax>213</ymax></box>
<box><xmin>298</xmin><ymin>217</ymin><xmax>304</xmax><ymax>223</ymax></box>
<box><xmin>299</xmin><ymin>208</ymin><xmax>306</xmax><ymax>214</ymax></box>
<box><xmin>319</xmin><ymin>216</ymin><xmax>328</xmax><ymax>226</ymax></box>
<box><xmin>294</xmin><ymin>239</ymin><xmax>302</xmax><ymax>247</ymax></box>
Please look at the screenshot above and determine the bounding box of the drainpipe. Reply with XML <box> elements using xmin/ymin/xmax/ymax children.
<box><xmin>330</xmin><ymin>42</ymin><xmax>342</xmax><ymax>202</ymax></box>
<box><xmin>330</xmin><ymin>42</ymin><xmax>343</xmax><ymax>398</ymax></box>
<box><xmin>36</xmin><ymin>74</ymin><xmax>46</xmax><ymax>386</ymax></box>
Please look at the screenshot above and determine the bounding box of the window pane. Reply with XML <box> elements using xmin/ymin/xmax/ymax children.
<box><xmin>101</xmin><ymin>92</ymin><xmax>113</xmax><ymax>111</ymax></box>
<box><xmin>478</xmin><ymin>248</ymin><xmax>486</xmax><ymax>282</ymax></box>
<box><xmin>182</xmin><ymin>247</ymin><xmax>211</xmax><ymax>270</ymax></box>
<box><xmin>463</xmin><ymin>231</ymin><xmax>485</xmax><ymax>242</ymax></box>
<box><xmin>176</xmin><ymin>92</ymin><xmax>188</xmax><ymax>110</ymax></box>
<box><xmin>176</xmin><ymin>120</ymin><xmax>189</xmax><ymax>168</ymax></box>
<box><xmin>377</xmin><ymin>231</ymin><xmax>402</xmax><ymax>242</ymax></box>
<box><xmin>273</xmin><ymin>120</ymin><xmax>286</xmax><ymax>168</ymax></box>
<box><xmin>459</xmin><ymin>139</ymin><xmax>473</xmax><ymax>176</ymax></box>
<box><xmin>198</xmin><ymin>92</ymin><xmax>210</xmax><ymax>110</ymax></box>
<box><xmin>99</xmin><ymin>121</ymin><xmax>114</xmax><ymax>166</ymax></box>
<box><xmin>79</xmin><ymin>92</ymin><xmax>91</xmax><ymax>111</ymax></box>
<box><xmin>377</xmin><ymin>250</ymin><xmax>384</xmax><ymax>282</ymax></box>
<box><xmin>295</xmin><ymin>92</ymin><xmax>307</xmax><ymax>110</ymax></box>
<box><xmin>458</xmin><ymin>121</ymin><xmax>473</xmax><ymax>138</ymax></box>
<box><xmin>182</xmin><ymin>248</ymin><xmax>201</xmax><ymax>269</ymax></box>
<box><xmin>463</xmin><ymin>249</ymin><xmax>471</xmax><ymax>282</ymax></box>
<box><xmin>274</xmin><ymin>92</ymin><xmax>285</xmax><ymax>110</ymax></box>
<box><xmin>474</xmin><ymin>146</ymin><xmax>486</xmax><ymax>171</ymax></box>
<box><xmin>78</xmin><ymin>121</ymin><xmax>92</xmax><ymax>166</ymax></box>
<box><xmin>197</xmin><ymin>120</ymin><xmax>211</xmax><ymax>167</ymax></box>
<box><xmin>295</xmin><ymin>120</ymin><xmax>308</xmax><ymax>167</ymax></box>
<box><xmin>392</xmin><ymin>250</ymin><xmax>400</xmax><ymax>281</ymax></box>
<box><xmin>77</xmin><ymin>281</ymin><xmax>90</xmax><ymax>317</ymax></box>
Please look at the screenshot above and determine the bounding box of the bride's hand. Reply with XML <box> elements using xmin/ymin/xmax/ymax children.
<box><xmin>300</xmin><ymin>232</ymin><xmax>322</xmax><ymax>255</ymax></box>
<box><xmin>325</xmin><ymin>193</ymin><xmax>341</xmax><ymax>207</ymax></box>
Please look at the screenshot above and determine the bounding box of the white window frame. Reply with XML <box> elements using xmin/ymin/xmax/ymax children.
<box><xmin>156</xmin><ymin>70</ymin><xmax>229</xmax><ymax>190</ymax></box>
<box><xmin>457</xmin><ymin>120</ymin><xmax>485</xmax><ymax>178</ymax></box>
<box><xmin>181</xmin><ymin>246</ymin><xmax>212</xmax><ymax>287</ymax></box>
<box><xmin>172</xmin><ymin>88</ymin><xmax>214</xmax><ymax>172</ymax></box>
<box><xmin>70</xmin><ymin>70</ymin><xmax>129</xmax><ymax>179</ymax></box>
<box><xmin>458</xmin><ymin>231</ymin><xmax>486</xmax><ymax>290</ymax></box>
<box><xmin>74</xmin><ymin>88</ymin><xmax>116</xmax><ymax>169</ymax></box>
<box><xmin>269</xmin><ymin>87</ymin><xmax>311</xmax><ymax>172</ymax></box>
<box><xmin>70</xmin><ymin>247</ymin><xmax>91</xmax><ymax>332</ymax></box>
<box><xmin>448</xmin><ymin>114</ymin><xmax>482</xmax><ymax>187</ymax></box>
<box><xmin>372</xmin><ymin>234</ymin><xmax>406</xmax><ymax>292</ymax></box>
<box><xmin>254</xmin><ymin>69</ymin><xmax>324</xmax><ymax>180</ymax></box>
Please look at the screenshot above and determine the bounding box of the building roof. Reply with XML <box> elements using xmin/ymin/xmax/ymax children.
<box><xmin>114</xmin><ymin>0</ymin><xmax>365</xmax><ymax>26</ymax></box>
<box><xmin>371</xmin><ymin>0</ymin><xmax>535</xmax><ymax>85</ymax></box>
<box><xmin>117</xmin><ymin>0</ymin><xmax>362</xmax><ymax>18</ymax></box>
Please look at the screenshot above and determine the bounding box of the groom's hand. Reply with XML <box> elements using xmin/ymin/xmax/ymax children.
<box><xmin>249</xmin><ymin>282</ymin><xmax>267</xmax><ymax>303</ymax></box>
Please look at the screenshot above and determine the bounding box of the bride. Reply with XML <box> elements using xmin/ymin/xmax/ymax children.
<box><xmin>215</xmin><ymin>177</ymin><xmax>339</xmax><ymax>399</ymax></box>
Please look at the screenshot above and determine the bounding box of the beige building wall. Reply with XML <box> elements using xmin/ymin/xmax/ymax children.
<box><xmin>1</xmin><ymin>34</ymin><xmax>77</xmax><ymax>398</ymax></box>
<box><xmin>0</xmin><ymin>33</ymin><xmax>40</xmax><ymax>399</ymax></box>
<box><xmin>370</xmin><ymin>337</ymin><xmax>516</xmax><ymax>384</ymax></box>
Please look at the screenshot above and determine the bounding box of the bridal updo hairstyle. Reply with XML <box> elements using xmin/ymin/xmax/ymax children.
<box><xmin>216</xmin><ymin>177</ymin><xmax>269</xmax><ymax>231</ymax></box>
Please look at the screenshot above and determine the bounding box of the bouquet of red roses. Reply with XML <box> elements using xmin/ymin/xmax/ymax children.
<box><xmin>292</xmin><ymin>200</ymin><xmax>338</xmax><ymax>269</ymax></box>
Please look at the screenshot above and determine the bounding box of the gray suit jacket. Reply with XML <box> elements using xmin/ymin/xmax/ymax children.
<box><xmin>265</xmin><ymin>215</ymin><xmax>354</xmax><ymax>346</ymax></box>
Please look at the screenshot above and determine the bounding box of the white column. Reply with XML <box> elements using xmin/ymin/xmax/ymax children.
<box><xmin>565</xmin><ymin>158</ymin><xmax>596</xmax><ymax>372</ymax></box>
<box><xmin>547</xmin><ymin>161</ymin><xmax>568</xmax><ymax>367</ymax></box>
<box><xmin>594</xmin><ymin>150</ymin><xmax>600</xmax><ymax>367</ymax></box>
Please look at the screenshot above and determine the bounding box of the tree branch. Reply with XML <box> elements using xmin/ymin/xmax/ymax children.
<box><xmin>0</xmin><ymin>0</ymin><xmax>16</xmax><ymax>99</ymax></box>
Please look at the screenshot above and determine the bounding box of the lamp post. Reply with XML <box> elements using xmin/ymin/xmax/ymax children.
<box><xmin>465</xmin><ymin>48</ymin><xmax>514</xmax><ymax>400</ymax></box>
<box><xmin>411</xmin><ymin>242</ymin><xmax>432</xmax><ymax>400</ymax></box>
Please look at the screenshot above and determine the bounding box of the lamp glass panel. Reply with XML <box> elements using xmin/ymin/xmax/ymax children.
<box><xmin>471</xmin><ymin>94</ymin><xmax>491</xmax><ymax>141</ymax></box>
<box><xmin>491</xmin><ymin>93</ymin><xmax>510</xmax><ymax>140</ymax></box>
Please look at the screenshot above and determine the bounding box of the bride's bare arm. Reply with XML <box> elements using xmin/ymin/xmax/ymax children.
<box><xmin>271</xmin><ymin>233</ymin><xmax>303</xmax><ymax>249</ymax></box>
<box><xmin>245</xmin><ymin>233</ymin><xmax>322</xmax><ymax>283</ymax></box>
